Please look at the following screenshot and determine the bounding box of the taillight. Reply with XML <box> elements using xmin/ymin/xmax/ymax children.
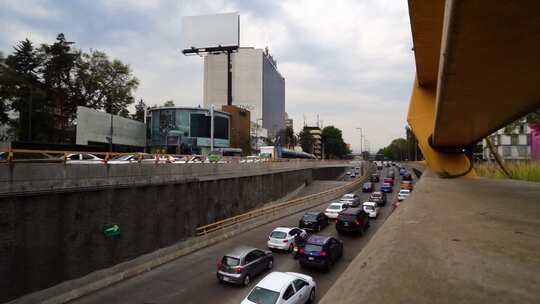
<box><xmin>355</xmin><ymin>220</ymin><xmax>360</xmax><ymax>225</ymax></box>
<box><xmin>320</xmin><ymin>251</ymin><xmax>327</xmax><ymax>257</ymax></box>
<box><xmin>283</xmin><ymin>239</ymin><xmax>289</xmax><ymax>243</ymax></box>
<box><xmin>335</xmin><ymin>220</ymin><xmax>339</xmax><ymax>224</ymax></box>
<box><xmin>216</xmin><ymin>258</ymin><xmax>222</xmax><ymax>270</ymax></box>
<box><xmin>299</xmin><ymin>247</ymin><xmax>304</xmax><ymax>254</ymax></box>
<box><xmin>234</xmin><ymin>266</ymin><xmax>243</xmax><ymax>274</ymax></box>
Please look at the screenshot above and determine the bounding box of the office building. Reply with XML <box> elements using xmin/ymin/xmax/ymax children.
<box><xmin>285</xmin><ymin>112</ymin><xmax>293</xmax><ymax>130</ymax></box>
<box><xmin>304</xmin><ymin>126</ymin><xmax>322</xmax><ymax>159</ymax></box>
<box><xmin>204</xmin><ymin>47</ymin><xmax>285</xmax><ymax>137</ymax></box>
<box><xmin>482</xmin><ymin>119</ymin><xmax>534</xmax><ymax>160</ymax></box>
<box><xmin>146</xmin><ymin>106</ymin><xmax>230</xmax><ymax>155</ymax></box>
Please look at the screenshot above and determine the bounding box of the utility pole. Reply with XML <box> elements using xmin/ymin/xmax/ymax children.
<box><xmin>356</xmin><ymin>127</ymin><xmax>363</xmax><ymax>160</ymax></box>
<box><xmin>210</xmin><ymin>105</ymin><xmax>215</xmax><ymax>152</ymax></box>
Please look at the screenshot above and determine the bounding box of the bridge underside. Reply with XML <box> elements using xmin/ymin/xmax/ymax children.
<box><xmin>408</xmin><ymin>0</ymin><xmax>540</xmax><ymax>175</ymax></box>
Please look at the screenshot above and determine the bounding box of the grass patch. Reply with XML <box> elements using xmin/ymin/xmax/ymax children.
<box><xmin>475</xmin><ymin>161</ymin><xmax>540</xmax><ymax>182</ymax></box>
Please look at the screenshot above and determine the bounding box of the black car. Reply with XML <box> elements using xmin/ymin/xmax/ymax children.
<box><xmin>370</xmin><ymin>174</ymin><xmax>380</xmax><ymax>182</ymax></box>
<box><xmin>362</xmin><ymin>182</ymin><xmax>374</xmax><ymax>193</ymax></box>
<box><xmin>369</xmin><ymin>191</ymin><xmax>387</xmax><ymax>206</ymax></box>
<box><xmin>335</xmin><ymin>208</ymin><xmax>370</xmax><ymax>235</ymax></box>
<box><xmin>403</xmin><ymin>173</ymin><xmax>413</xmax><ymax>181</ymax></box>
<box><xmin>298</xmin><ymin>235</ymin><xmax>343</xmax><ymax>270</ymax></box>
<box><xmin>299</xmin><ymin>211</ymin><xmax>329</xmax><ymax>232</ymax></box>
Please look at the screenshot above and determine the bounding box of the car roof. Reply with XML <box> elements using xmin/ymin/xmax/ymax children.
<box><xmin>304</xmin><ymin>211</ymin><xmax>320</xmax><ymax>216</ymax></box>
<box><xmin>307</xmin><ymin>235</ymin><xmax>332</xmax><ymax>245</ymax></box>
<box><xmin>329</xmin><ymin>202</ymin><xmax>346</xmax><ymax>207</ymax></box>
<box><xmin>224</xmin><ymin>246</ymin><xmax>258</xmax><ymax>258</ymax></box>
<box><xmin>363</xmin><ymin>201</ymin><xmax>377</xmax><ymax>206</ymax></box>
<box><xmin>399</xmin><ymin>189</ymin><xmax>410</xmax><ymax>193</ymax></box>
<box><xmin>343</xmin><ymin>193</ymin><xmax>355</xmax><ymax>197</ymax></box>
<box><xmin>255</xmin><ymin>272</ymin><xmax>296</xmax><ymax>292</ymax></box>
<box><xmin>272</xmin><ymin>227</ymin><xmax>293</xmax><ymax>233</ymax></box>
<box><xmin>340</xmin><ymin>207</ymin><xmax>363</xmax><ymax>215</ymax></box>
<box><xmin>372</xmin><ymin>191</ymin><xmax>382</xmax><ymax>195</ymax></box>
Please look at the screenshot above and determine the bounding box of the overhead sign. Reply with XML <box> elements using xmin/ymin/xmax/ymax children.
<box><xmin>103</xmin><ymin>224</ymin><xmax>120</xmax><ymax>237</ymax></box>
<box><xmin>182</xmin><ymin>13</ymin><xmax>239</xmax><ymax>52</ymax></box>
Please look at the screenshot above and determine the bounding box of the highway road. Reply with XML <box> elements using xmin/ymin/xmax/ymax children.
<box><xmin>72</xmin><ymin>166</ymin><xmax>406</xmax><ymax>304</ymax></box>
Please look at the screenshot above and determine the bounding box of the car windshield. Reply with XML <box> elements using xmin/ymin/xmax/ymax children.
<box><xmin>303</xmin><ymin>213</ymin><xmax>318</xmax><ymax>220</ymax></box>
<box><xmin>400</xmin><ymin>191</ymin><xmax>410</xmax><ymax>195</ymax></box>
<box><xmin>337</xmin><ymin>214</ymin><xmax>357</xmax><ymax>221</ymax></box>
<box><xmin>327</xmin><ymin>204</ymin><xmax>342</xmax><ymax>210</ymax></box>
<box><xmin>364</xmin><ymin>205</ymin><xmax>375</xmax><ymax>211</ymax></box>
<box><xmin>304</xmin><ymin>244</ymin><xmax>323</xmax><ymax>252</ymax></box>
<box><xmin>270</xmin><ymin>231</ymin><xmax>287</xmax><ymax>239</ymax></box>
<box><xmin>363</xmin><ymin>183</ymin><xmax>370</xmax><ymax>187</ymax></box>
<box><xmin>221</xmin><ymin>256</ymin><xmax>240</xmax><ymax>267</ymax></box>
<box><xmin>371</xmin><ymin>193</ymin><xmax>382</xmax><ymax>198</ymax></box>
<box><xmin>112</xmin><ymin>155</ymin><xmax>133</xmax><ymax>161</ymax></box>
<box><xmin>343</xmin><ymin>194</ymin><xmax>354</xmax><ymax>198</ymax></box>
<box><xmin>247</xmin><ymin>287</ymin><xmax>280</xmax><ymax>304</ymax></box>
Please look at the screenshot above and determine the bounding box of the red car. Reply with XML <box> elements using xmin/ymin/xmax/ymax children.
<box><xmin>383</xmin><ymin>177</ymin><xmax>394</xmax><ymax>186</ymax></box>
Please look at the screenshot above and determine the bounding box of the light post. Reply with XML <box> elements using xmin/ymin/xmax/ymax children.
<box><xmin>254</xmin><ymin>118</ymin><xmax>263</xmax><ymax>154</ymax></box>
<box><xmin>356</xmin><ymin>127</ymin><xmax>363</xmax><ymax>160</ymax></box>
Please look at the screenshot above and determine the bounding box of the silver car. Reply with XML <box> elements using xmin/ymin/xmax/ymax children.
<box><xmin>217</xmin><ymin>246</ymin><xmax>273</xmax><ymax>286</ymax></box>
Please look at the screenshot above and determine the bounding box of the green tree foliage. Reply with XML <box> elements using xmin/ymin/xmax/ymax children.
<box><xmin>321</xmin><ymin>125</ymin><xmax>350</xmax><ymax>159</ymax></box>
<box><xmin>0</xmin><ymin>34</ymin><xmax>139</xmax><ymax>143</ymax></box>
<box><xmin>0</xmin><ymin>51</ymin><xmax>12</xmax><ymax>125</ymax></box>
<box><xmin>381</xmin><ymin>138</ymin><xmax>408</xmax><ymax>161</ymax></box>
<box><xmin>132</xmin><ymin>98</ymin><xmax>147</xmax><ymax>122</ymax></box>
<box><xmin>298</xmin><ymin>127</ymin><xmax>314</xmax><ymax>154</ymax></box>
<box><xmin>284</xmin><ymin>126</ymin><xmax>297</xmax><ymax>148</ymax></box>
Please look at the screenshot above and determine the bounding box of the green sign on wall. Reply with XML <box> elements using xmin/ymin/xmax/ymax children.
<box><xmin>103</xmin><ymin>224</ymin><xmax>120</xmax><ymax>237</ymax></box>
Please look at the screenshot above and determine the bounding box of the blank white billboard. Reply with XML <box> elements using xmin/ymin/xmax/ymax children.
<box><xmin>182</xmin><ymin>13</ymin><xmax>239</xmax><ymax>51</ymax></box>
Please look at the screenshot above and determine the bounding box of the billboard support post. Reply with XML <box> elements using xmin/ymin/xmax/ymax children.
<box><xmin>227</xmin><ymin>51</ymin><xmax>233</xmax><ymax>106</ymax></box>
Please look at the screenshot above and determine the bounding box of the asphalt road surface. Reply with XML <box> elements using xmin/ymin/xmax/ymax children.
<box><xmin>72</xmin><ymin>166</ymin><xmax>406</xmax><ymax>304</ymax></box>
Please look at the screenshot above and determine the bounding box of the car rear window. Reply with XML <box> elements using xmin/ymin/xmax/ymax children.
<box><xmin>304</xmin><ymin>244</ymin><xmax>323</xmax><ymax>252</ymax></box>
<box><xmin>371</xmin><ymin>193</ymin><xmax>382</xmax><ymax>198</ymax></box>
<box><xmin>270</xmin><ymin>231</ymin><xmax>287</xmax><ymax>239</ymax></box>
<box><xmin>303</xmin><ymin>213</ymin><xmax>318</xmax><ymax>220</ymax></box>
<box><xmin>327</xmin><ymin>204</ymin><xmax>341</xmax><ymax>210</ymax></box>
<box><xmin>338</xmin><ymin>214</ymin><xmax>357</xmax><ymax>221</ymax></box>
<box><xmin>382</xmin><ymin>183</ymin><xmax>391</xmax><ymax>187</ymax></box>
<box><xmin>221</xmin><ymin>256</ymin><xmax>240</xmax><ymax>267</ymax></box>
<box><xmin>247</xmin><ymin>287</ymin><xmax>280</xmax><ymax>304</ymax></box>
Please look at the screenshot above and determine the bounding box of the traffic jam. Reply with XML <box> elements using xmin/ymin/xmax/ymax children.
<box><xmin>216</xmin><ymin>162</ymin><xmax>415</xmax><ymax>304</ymax></box>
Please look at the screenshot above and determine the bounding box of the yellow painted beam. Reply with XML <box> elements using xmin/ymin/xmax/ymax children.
<box><xmin>407</xmin><ymin>78</ymin><xmax>476</xmax><ymax>178</ymax></box>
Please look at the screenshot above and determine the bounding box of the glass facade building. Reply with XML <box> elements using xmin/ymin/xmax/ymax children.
<box><xmin>146</xmin><ymin>107</ymin><xmax>230</xmax><ymax>154</ymax></box>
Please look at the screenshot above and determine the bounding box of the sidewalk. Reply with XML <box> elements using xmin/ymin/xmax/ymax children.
<box><xmin>319</xmin><ymin>169</ymin><xmax>540</xmax><ymax>304</ymax></box>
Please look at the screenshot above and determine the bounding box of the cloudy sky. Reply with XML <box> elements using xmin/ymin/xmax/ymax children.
<box><xmin>0</xmin><ymin>0</ymin><xmax>415</xmax><ymax>151</ymax></box>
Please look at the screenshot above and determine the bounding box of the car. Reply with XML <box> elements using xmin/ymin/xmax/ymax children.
<box><xmin>345</xmin><ymin>171</ymin><xmax>351</xmax><ymax>176</ymax></box>
<box><xmin>299</xmin><ymin>211</ymin><xmax>329</xmax><ymax>232</ymax></box>
<box><xmin>400</xmin><ymin>180</ymin><xmax>414</xmax><ymax>191</ymax></box>
<box><xmin>398</xmin><ymin>189</ymin><xmax>411</xmax><ymax>201</ymax></box>
<box><xmin>324</xmin><ymin>202</ymin><xmax>348</xmax><ymax>219</ymax></box>
<box><xmin>350</xmin><ymin>172</ymin><xmax>356</xmax><ymax>178</ymax></box>
<box><xmin>297</xmin><ymin>235</ymin><xmax>343</xmax><ymax>270</ymax></box>
<box><xmin>387</xmin><ymin>170</ymin><xmax>395</xmax><ymax>178</ymax></box>
<box><xmin>361</xmin><ymin>182</ymin><xmax>374</xmax><ymax>193</ymax></box>
<box><xmin>217</xmin><ymin>246</ymin><xmax>274</xmax><ymax>286</ymax></box>
<box><xmin>383</xmin><ymin>177</ymin><xmax>394</xmax><ymax>186</ymax></box>
<box><xmin>340</xmin><ymin>193</ymin><xmax>360</xmax><ymax>207</ymax></box>
<box><xmin>403</xmin><ymin>173</ymin><xmax>413</xmax><ymax>181</ymax></box>
<box><xmin>362</xmin><ymin>201</ymin><xmax>380</xmax><ymax>218</ymax></box>
<box><xmin>370</xmin><ymin>174</ymin><xmax>380</xmax><ymax>182</ymax></box>
<box><xmin>64</xmin><ymin>153</ymin><xmax>103</xmax><ymax>164</ymax></box>
<box><xmin>369</xmin><ymin>191</ymin><xmax>387</xmax><ymax>206</ymax></box>
<box><xmin>335</xmin><ymin>207</ymin><xmax>370</xmax><ymax>234</ymax></box>
<box><xmin>241</xmin><ymin>271</ymin><xmax>317</xmax><ymax>304</ymax></box>
<box><xmin>380</xmin><ymin>182</ymin><xmax>393</xmax><ymax>193</ymax></box>
<box><xmin>399</xmin><ymin>168</ymin><xmax>407</xmax><ymax>176</ymax></box>
<box><xmin>107</xmin><ymin>153</ymin><xmax>169</xmax><ymax>164</ymax></box>
<box><xmin>267</xmin><ymin>227</ymin><xmax>308</xmax><ymax>252</ymax></box>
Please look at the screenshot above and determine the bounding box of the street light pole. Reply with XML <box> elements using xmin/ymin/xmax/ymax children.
<box><xmin>356</xmin><ymin>127</ymin><xmax>363</xmax><ymax>160</ymax></box>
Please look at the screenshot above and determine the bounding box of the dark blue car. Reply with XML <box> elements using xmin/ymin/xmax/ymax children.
<box><xmin>380</xmin><ymin>182</ymin><xmax>393</xmax><ymax>193</ymax></box>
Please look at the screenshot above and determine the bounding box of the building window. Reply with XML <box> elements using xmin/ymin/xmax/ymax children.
<box><xmin>519</xmin><ymin>124</ymin><xmax>525</xmax><ymax>134</ymax></box>
<box><xmin>517</xmin><ymin>146</ymin><xmax>529</xmax><ymax>157</ymax></box>
<box><xmin>502</xmin><ymin>146</ymin><xmax>511</xmax><ymax>157</ymax></box>
<box><xmin>511</xmin><ymin>135</ymin><xmax>519</xmax><ymax>146</ymax></box>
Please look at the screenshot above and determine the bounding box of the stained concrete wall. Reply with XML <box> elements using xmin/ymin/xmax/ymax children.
<box><xmin>0</xmin><ymin>165</ymin><xmax>342</xmax><ymax>302</ymax></box>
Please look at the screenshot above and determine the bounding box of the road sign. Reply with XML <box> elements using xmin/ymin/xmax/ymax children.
<box><xmin>103</xmin><ymin>224</ymin><xmax>120</xmax><ymax>237</ymax></box>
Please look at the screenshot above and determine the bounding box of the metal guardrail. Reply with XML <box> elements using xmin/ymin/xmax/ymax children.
<box><xmin>0</xmin><ymin>148</ymin><xmax>350</xmax><ymax>165</ymax></box>
<box><xmin>195</xmin><ymin>168</ymin><xmax>370</xmax><ymax>236</ymax></box>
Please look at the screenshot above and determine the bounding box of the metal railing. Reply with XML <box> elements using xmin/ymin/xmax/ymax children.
<box><xmin>195</xmin><ymin>168</ymin><xmax>369</xmax><ymax>236</ymax></box>
<box><xmin>0</xmin><ymin>148</ymin><xmax>349</xmax><ymax>165</ymax></box>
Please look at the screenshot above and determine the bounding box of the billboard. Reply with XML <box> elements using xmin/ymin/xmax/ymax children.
<box><xmin>182</xmin><ymin>13</ymin><xmax>239</xmax><ymax>52</ymax></box>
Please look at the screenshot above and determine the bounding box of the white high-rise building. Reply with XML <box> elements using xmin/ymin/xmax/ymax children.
<box><xmin>203</xmin><ymin>47</ymin><xmax>285</xmax><ymax>137</ymax></box>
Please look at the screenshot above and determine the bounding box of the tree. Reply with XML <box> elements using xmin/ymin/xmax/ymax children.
<box><xmin>0</xmin><ymin>52</ymin><xmax>11</xmax><ymax>125</ymax></box>
<box><xmin>321</xmin><ymin>125</ymin><xmax>350</xmax><ymax>159</ymax></box>
<box><xmin>284</xmin><ymin>126</ymin><xmax>297</xmax><ymax>148</ymax></box>
<box><xmin>132</xmin><ymin>98</ymin><xmax>146</xmax><ymax>122</ymax></box>
<box><xmin>163</xmin><ymin>100</ymin><xmax>175</xmax><ymax>107</ymax></box>
<box><xmin>298</xmin><ymin>127</ymin><xmax>314</xmax><ymax>154</ymax></box>
<box><xmin>381</xmin><ymin>138</ymin><xmax>408</xmax><ymax>161</ymax></box>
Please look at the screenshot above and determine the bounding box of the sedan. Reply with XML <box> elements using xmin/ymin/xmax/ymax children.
<box><xmin>398</xmin><ymin>189</ymin><xmax>411</xmax><ymax>201</ymax></box>
<box><xmin>241</xmin><ymin>272</ymin><xmax>316</xmax><ymax>304</ymax></box>
<box><xmin>64</xmin><ymin>153</ymin><xmax>103</xmax><ymax>164</ymax></box>
<box><xmin>362</xmin><ymin>182</ymin><xmax>374</xmax><ymax>193</ymax></box>
<box><xmin>217</xmin><ymin>246</ymin><xmax>273</xmax><ymax>286</ymax></box>
<box><xmin>267</xmin><ymin>227</ymin><xmax>307</xmax><ymax>252</ymax></box>
<box><xmin>299</xmin><ymin>211</ymin><xmax>328</xmax><ymax>232</ymax></box>
<box><xmin>324</xmin><ymin>202</ymin><xmax>348</xmax><ymax>219</ymax></box>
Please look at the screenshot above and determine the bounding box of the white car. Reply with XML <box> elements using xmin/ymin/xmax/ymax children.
<box><xmin>64</xmin><ymin>153</ymin><xmax>103</xmax><ymax>164</ymax></box>
<box><xmin>324</xmin><ymin>202</ymin><xmax>348</xmax><ymax>219</ymax></box>
<box><xmin>267</xmin><ymin>227</ymin><xmax>307</xmax><ymax>252</ymax></box>
<box><xmin>398</xmin><ymin>189</ymin><xmax>411</xmax><ymax>201</ymax></box>
<box><xmin>241</xmin><ymin>272</ymin><xmax>316</xmax><ymax>304</ymax></box>
<box><xmin>107</xmin><ymin>153</ymin><xmax>169</xmax><ymax>164</ymax></box>
<box><xmin>362</xmin><ymin>201</ymin><xmax>380</xmax><ymax>218</ymax></box>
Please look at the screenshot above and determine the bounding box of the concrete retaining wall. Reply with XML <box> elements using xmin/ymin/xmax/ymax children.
<box><xmin>0</xmin><ymin>165</ymin><xmax>345</xmax><ymax>303</ymax></box>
